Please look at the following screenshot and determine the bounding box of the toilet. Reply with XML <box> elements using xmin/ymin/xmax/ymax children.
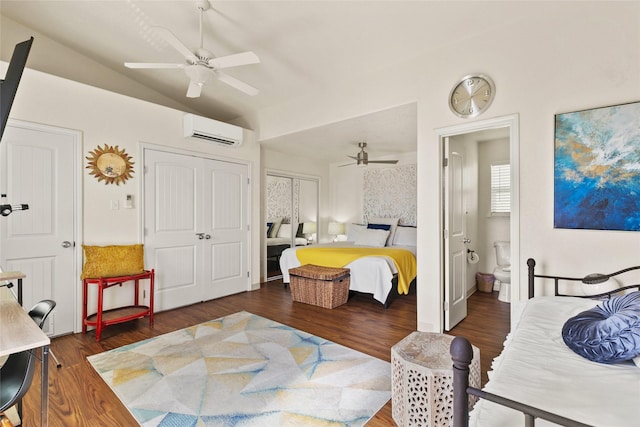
<box><xmin>493</xmin><ymin>241</ymin><xmax>511</xmax><ymax>303</ymax></box>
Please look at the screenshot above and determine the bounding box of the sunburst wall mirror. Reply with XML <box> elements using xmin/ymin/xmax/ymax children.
<box><xmin>86</xmin><ymin>144</ymin><xmax>134</xmax><ymax>185</ymax></box>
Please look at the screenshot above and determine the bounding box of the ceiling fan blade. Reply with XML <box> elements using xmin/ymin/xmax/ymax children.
<box><xmin>186</xmin><ymin>81</ymin><xmax>203</xmax><ymax>98</ymax></box>
<box><xmin>215</xmin><ymin>71</ymin><xmax>259</xmax><ymax>96</ymax></box>
<box><xmin>153</xmin><ymin>26</ymin><xmax>198</xmax><ymax>63</ymax></box>
<box><xmin>338</xmin><ymin>163</ymin><xmax>357</xmax><ymax>167</ymax></box>
<box><xmin>347</xmin><ymin>155</ymin><xmax>358</xmax><ymax>160</ymax></box>
<box><xmin>124</xmin><ymin>62</ymin><xmax>185</xmax><ymax>69</ymax></box>
<box><xmin>368</xmin><ymin>160</ymin><xmax>399</xmax><ymax>164</ymax></box>
<box><xmin>208</xmin><ymin>51</ymin><xmax>260</xmax><ymax>69</ymax></box>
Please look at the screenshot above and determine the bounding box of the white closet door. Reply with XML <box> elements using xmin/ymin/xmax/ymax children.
<box><xmin>144</xmin><ymin>149</ymin><xmax>249</xmax><ymax>311</ymax></box>
<box><xmin>201</xmin><ymin>159</ymin><xmax>248</xmax><ymax>301</ymax></box>
<box><xmin>144</xmin><ymin>149</ymin><xmax>202</xmax><ymax>311</ymax></box>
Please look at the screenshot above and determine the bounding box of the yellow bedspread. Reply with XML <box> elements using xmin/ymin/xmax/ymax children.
<box><xmin>295</xmin><ymin>246</ymin><xmax>416</xmax><ymax>294</ymax></box>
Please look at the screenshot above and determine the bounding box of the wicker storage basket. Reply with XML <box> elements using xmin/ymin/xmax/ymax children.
<box><xmin>476</xmin><ymin>272</ymin><xmax>495</xmax><ymax>292</ymax></box>
<box><xmin>288</xmin><ymin>264</ymin><xmax>350</xmax><ymax>309</ymax></box>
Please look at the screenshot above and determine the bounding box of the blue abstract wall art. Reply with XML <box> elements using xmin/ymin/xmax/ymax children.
<box><xmin>555</xmin><ymin>101</ymin><xmax>640</xmax><ymax>231</ymax></box>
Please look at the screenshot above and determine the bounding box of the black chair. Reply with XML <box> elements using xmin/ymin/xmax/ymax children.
<box><xmin>0</xmin><ymin>349</ymin><xmax>36</xmax><ymax>420</ymax></box>
<box><xmin>28</xmin><ymin>300</ymin><xmax>61</xmax><ymax>368</ymax></box>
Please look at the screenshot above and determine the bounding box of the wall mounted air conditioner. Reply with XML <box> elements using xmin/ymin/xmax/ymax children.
<box><xmin>183</xmin><ymin>113</ymin><xmax>244</xmax><ymax>147</ymax></box>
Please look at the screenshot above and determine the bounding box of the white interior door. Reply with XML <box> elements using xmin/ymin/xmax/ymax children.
<box><xmin>444</xmin><ymin>138</ymin><xmax>468</xmax><ymax>330</ymax></box>
<box><xmin>0</xmin><ymin>120</ymin><xmax>78</xmax><ymax>335</ymax></box>
<box><xmin>144</xmin><ymin>148</ymin><xmax>248</xmax><ymax>311</ymax></box>
<box><xmin>144</xmin><ymin>149</ymin><xmax>202</xmax><ymax>311</ymax></box>
<box><xmin>202</xmin><ymin>160</ymin><xmax>248</xmax><ymax>300</ymax></box>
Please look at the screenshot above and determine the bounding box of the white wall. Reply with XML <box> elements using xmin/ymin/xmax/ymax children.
<box><xmin>330</xmin><ymin>162</ymin><xmax>364</xmax><ymax>226</ymax></box>
<box><xmin>255</xmin><ymin>2</ymin><xmax>640</xmax><ymax>332</ymax></box>
<box><xmin>298</xmin><ymin>179</ymin><xmax>318</xmax><ymax>224</ymax></box>
<box><xmin>330</xmin><ymin>152</ymin><xmax>417</xmax><ymax>227</ymax></box>
<box><xmin>2</xmin><ymin>66</ymin><xmax>263</xmax><ymax>326</ymax></box>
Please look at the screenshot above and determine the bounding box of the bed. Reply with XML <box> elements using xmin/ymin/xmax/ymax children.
<box><xmin>451</xmin><ymin>258</ymin><xmax>640</xmax><ymax>427</ymax></box>
<box><xmin>266</xmin><ymin>221</ymin><xmax>308</xmax><ymax>261</ymax></box>
<box><xmin>267</xmin><ymin>237</ymin><xmax>307</xmax><ymax>260</ymax></box>
<box><xmin>279</xmin><ymin>220</ymin><xmax>417</xmax><ymax>307</ymax></box>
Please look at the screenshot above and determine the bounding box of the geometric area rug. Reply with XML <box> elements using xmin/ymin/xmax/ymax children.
<box><xmin>87</xmin><ymin>311</ymin><xmax>391</xmax><ymax>426</ymax></box>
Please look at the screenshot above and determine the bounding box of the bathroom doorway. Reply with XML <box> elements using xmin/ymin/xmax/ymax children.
<box><xmin>439</xmin><ymin>115</ymin><xmax>519</xmax><ymax>330</ymax></box>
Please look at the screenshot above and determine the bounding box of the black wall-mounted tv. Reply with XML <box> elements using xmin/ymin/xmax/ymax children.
<box><xmin>0</xmin><ymin>37</ymin><xmax>34</xmax><ymax>142</ymax></box>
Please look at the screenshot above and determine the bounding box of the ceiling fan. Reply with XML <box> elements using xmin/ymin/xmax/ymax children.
<box><xmin>342</xmin><ymin>142</ymin><xmax>399</xmax><ymax>167</ymax></box>
<box><xmin>124</xmin><ymin>0</ymin><xmax>260</xmax><ymax>98</ymax></box>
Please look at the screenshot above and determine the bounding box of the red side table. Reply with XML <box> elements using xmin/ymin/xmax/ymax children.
<box><xmin>82</xmin><ymin>269</ymin><xmax>154</xmax><ymax>341</ymax></box>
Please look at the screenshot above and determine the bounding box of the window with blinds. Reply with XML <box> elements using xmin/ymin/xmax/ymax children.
<box><xmin>491</xmin><ymin>163</ymin><xmax>511</xmax><ymax>214</ymax></box>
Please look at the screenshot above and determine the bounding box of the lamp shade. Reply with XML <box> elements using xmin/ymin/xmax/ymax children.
<box><xmin>328</xmin><ymin>222</ymin><xmax>345</xmax><ymax>235</ymax></box>
<box><xmin>302</xmin><ymin>222</ymin><xmax>316</xmax><ymax>234</ymax></box>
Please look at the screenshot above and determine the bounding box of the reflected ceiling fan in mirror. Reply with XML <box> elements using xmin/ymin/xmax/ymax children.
<box><xmin>124</xmin><ymin>0</ymin><xmax>260</xmax><ymax>98</ymax></box>
<box><xmin>341</xmin><ymin>142</ymin><xmax>399</xmax><ymax>167</ymax></box>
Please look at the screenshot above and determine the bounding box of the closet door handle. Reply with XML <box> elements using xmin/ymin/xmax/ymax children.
<box><xmin>205</xmin><ymin>234</ymin><xmax>211</xmax><ymax>239</ymax></box>
<box><xmin>196</xmin><ymin>233</ymin><xmax>205</xmax><ymax>240</ymax></box>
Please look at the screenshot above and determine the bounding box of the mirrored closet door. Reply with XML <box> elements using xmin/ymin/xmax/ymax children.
<box><xmin>265</xmin><ymin>173</ymin><xmax>318</xmax><ymax>280</ymax></box>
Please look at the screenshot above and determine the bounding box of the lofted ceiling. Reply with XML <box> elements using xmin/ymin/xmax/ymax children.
<box><xmin>0</xmin><ymin>1</ymin><xmax>524</xmax><ymax>162</ymax></box>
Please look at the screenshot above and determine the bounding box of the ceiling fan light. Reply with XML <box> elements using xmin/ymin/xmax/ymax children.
<box><xmin>186</xmin><ymin>82</ymin><xmax>203</xmax><ymax>98</ymax></box>
<box><xmin>185</xmin><ymin>64</ymin><xmax>211</xmax><ymax>84</ymax></box>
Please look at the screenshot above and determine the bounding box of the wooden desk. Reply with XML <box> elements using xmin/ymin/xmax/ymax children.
<box><xmin>0</xmin><ymin>286</ymin><xmax>50</xmax><ymax>426</ymax></box>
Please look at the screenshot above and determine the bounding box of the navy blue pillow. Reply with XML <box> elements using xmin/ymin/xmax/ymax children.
<box><xmin>367</xmin><ymin>223</ymin><xmax>391</xmax><ymax>231</ymax></box>
<box><xmin>266</xmin><ymin>222</ymin><xmax>273</xmax><ymax>237</ymax></box>
<box><xmin>562</xmin><ymin>292</ymin><xmax>640</xmax><ymax>364</ymax></box>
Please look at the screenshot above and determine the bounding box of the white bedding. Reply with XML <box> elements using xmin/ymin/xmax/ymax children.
<box><xmin>279</xmin><ymin>242</ymin><xmax>416</xmax><ymax>304</ymax></box>
<box><xmin>267</xmin><ymin>237</ymin><xmax>308</xmax><ymax>246</ymax></box>
<box><xmin>471</xmin><ymin>296</ymin><xmax>640</xmax><ymax>426</ymax></box>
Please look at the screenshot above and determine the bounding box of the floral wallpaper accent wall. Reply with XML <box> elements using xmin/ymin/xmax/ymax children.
<box><xmin>266</xmin><ymin>175</ymin><xmax>299</xmax><ymax>223</ymax></box>
<box><xmin>363</xmin><ymin>164</ymin><xmax>417</xmax><ymax>226</ymax></box>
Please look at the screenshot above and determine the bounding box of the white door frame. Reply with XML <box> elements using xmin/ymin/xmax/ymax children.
<box><xmin>436</xmin><ymin>114</ymin><xmax>520</xmax><ymax>324</ymax></box>
<box><xmin>1</xmin><ymin>118</ymin><xmax>83</xmax><ymax>333</ymax></box>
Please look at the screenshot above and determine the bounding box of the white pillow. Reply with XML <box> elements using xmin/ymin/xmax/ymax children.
<box><xmin>393</xmin><ymin>226</ymin><xmax>417</xmax><ymax>246</ymax></box>
<box><xmin>346</xmin><ymin>223</ymin><xmax>366</xmax><ymax>241</ymax></box>
<box><xmin>277</xmin><ymin>223</ymin><xmax>292</xmax><ymax>238</ymax></box>
<box><xmin>355</xmin><ymin>228</ymin><xmax>390</xmax><ymax>247</ymax></box>
<box><xmin>268</xmin><ymin>218</ymin><xmax>282</xmax><ymax>238</ymax></box>
<box><xmin>634</xmin><ymin>355</ymin><xmax>640</xmax><ymax>369</ymax></box>
<box><xmin>367</xmin><ymin>217</ymin><xmax>399</xmax><ymax>246</ymax></box>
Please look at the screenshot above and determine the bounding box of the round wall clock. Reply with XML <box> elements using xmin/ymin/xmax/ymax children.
<box><xmin>449</xmin><ymin>74</ymin><xmax>495</xmax><ymax>118</ymax></box>
<box><xmin>86</xmin><ymin>144</ymin><xmax>134</xmax><ymax>185</ymax></box>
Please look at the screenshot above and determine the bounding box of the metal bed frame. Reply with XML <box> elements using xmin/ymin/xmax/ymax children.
<box><xmin>450</xmin><ymin>257</ymin><xmax>640</xmax><ymax>427</ymax></box>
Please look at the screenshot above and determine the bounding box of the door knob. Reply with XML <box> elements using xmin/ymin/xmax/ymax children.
<box><xmin>196</xmin><ymin>233</ymin><xmax>205</xmax><ymax>240</ymax></box>
<box><xmin>463</xmin><ymin>238</ymin><xmax>471</xmax><ymax>244</ymax></box>
<box><xmin>205</xmin><ymin>234</ymin><xmax>211</xmax><ymax>239</ymax></box>
<box><xmin>61</xmin><ymin>241</ymin><xmax>73</xmax><ymax>248</ymax></box>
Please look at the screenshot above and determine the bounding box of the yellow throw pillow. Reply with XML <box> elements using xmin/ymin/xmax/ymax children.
<box><xmin>81</xmin><ymin>244</ymin><xmax>145</xmax><ymax>279</ymax></box>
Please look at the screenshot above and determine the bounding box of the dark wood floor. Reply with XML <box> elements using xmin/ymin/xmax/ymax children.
<box><xmin>21</xmin><ymin>281</ymin><xmax>510</xmax><ymax>426</ymax></box>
